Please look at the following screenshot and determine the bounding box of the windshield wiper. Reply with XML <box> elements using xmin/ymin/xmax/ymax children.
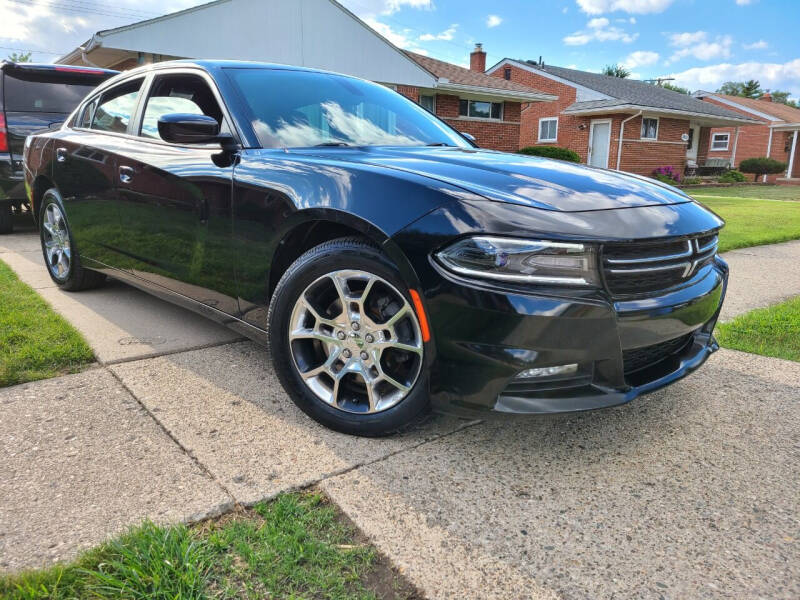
<box><xmin>426</xmin><ymin>142</ymin><xmax>453</xmax><ymax>147</ymax></box>
<box><xmin>314</xmin><ymin>142</ymin><xmax>351</xmax><ymax>147</ymax></box>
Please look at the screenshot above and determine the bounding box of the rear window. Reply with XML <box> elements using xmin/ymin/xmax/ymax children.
<box><xmin>3</xmin><ymin>72</ymin><xmax>100</xmax><ymax>113</ymax></box>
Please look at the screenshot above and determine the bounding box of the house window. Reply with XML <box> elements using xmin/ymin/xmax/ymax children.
<box><xmin>459</xmin><ymin>99</ymin><xmax>503</xmax><ymax>120</ymax></box>
<box><xmin>538</xmin><ymin>117</ymin><xmax>558</xmax><ymax>142</ymax></box>
<box><xmin>711</xmin><ymin>133</ymin><xmax>730</xmax><ymax>151</ymax></box>
<box><xmin>686</xmin><ymin>127</ymin><xmax>694</xmax><ymax>150</ymax></box>
<box><xmin>504</xmin><ymin>67</ymin><xmax>512</xmax><ymax>80</ymax></box>
<box><xmin>640</xmin><ymin>117</ymin><xmax>658</xmax><ymax>140</ymax></box>
<box><xmin>419</xmin><ymin>94</ymin><xmax>435</xmax><ymax>113</ymax></box>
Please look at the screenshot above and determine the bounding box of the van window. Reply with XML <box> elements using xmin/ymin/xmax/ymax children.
<box><xmin>3</xmin><ymin>73</ymin><xmax>97</xmax><ymax>113</ymax></box>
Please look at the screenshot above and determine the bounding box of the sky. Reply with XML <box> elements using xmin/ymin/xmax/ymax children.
<box><xmin>1</xmin><ymin>0</ymin><xmax>798</xmax><ymax>99</ymax></box>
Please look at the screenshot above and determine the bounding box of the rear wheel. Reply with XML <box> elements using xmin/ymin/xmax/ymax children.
<box><xmin>0</xmin><ymin>203</ymin><xmax>12</xmax><ymax>234</ymax></box>
<box><xmin>268</xmin><ymin>237</ymin><xmax>429</xmax><ymax>436</ymax></box>
<box><xmin>39</xmin><ymin>189</ymin><xmax>105</xmax><ymax>291</ymax></box>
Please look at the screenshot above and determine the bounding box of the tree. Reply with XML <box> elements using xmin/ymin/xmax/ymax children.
<box><xmin>738</xmin><ymin>157</ymin><xmax>787</xmax><ymax>182</ymax></box>
<box><xmin>660</xmin><ymin>82</ymin><xmax>690</xmax><ymax>95</ymax></box>
<box><xmin>717</xmin><ymin>79</ymin><xmax>763</xmax><ymax>98</ymax></box>
<box><xmin>7</xmin><ymin>51</ymin><xmax>32</xmax><ymax>63</ymax></box>
<box><xmin>601</xmin><ymin>64</ymin><xmax>630</xmax><ymax>78</ymax></box>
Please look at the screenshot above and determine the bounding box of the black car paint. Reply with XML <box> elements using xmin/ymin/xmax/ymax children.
<box><xmin>24</xmin><ymin>60</ymin><xmax>727</xmax><ymax>417</ymax></box>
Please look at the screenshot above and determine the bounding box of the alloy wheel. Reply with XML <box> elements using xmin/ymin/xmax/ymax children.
<box><xmin>288</xmin><ymin>269</ymin><xmax>424</xmax><ymax>414</ymax></box>
<box><xmin>42</xmin><ymin>203</ymin><xmax>71</xmax><ymax>280</ymax></box>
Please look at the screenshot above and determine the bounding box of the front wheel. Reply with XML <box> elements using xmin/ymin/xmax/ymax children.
<box><xmin>268</xmin><ymin>237</ymin><xmax>430</xmax><ymax>436</ymax></box>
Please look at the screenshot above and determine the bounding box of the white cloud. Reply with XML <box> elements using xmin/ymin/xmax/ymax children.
<box><xmin>576</xmin><ymin>0</ymin><xmax>674</xmax><ymax>15</ymax></box>
<box><xmin>668</xmin><ymin>30</ymin><xmax>707</xmax><ymax>46</ymax></box>
<box><xmin>486</xmin><ymin>14</ymin><xmax>502</xmax><ymax>28</ymax></box>
<box><xmin>364</xmin><ymin>17</ymin><xmax>421</xmax><ymax>50</ymax></box>
<box><xmin>743</xmin><ymin>40</ymin><xmax>768</xmax><ymax>50</ymax></box>
<box><xmin>665</xmin><ymin>59</ymin><xmax>800</xmax><ymax>95</ymax></box>
<box><xmin>667</xmin><ymin>33</ymin><xmax>733</xmax><ymax>63</ymax></box>
<box><xmin>563</xmin><ymin>18</ymin><xmax>638</xmax><ymax>45</ymax></box>
<box><xmin>419</xmin><ymin>23</ymin><xmax>458</xmax><ymax>41</ymax></box>
<box><xmin>352</xmin><ymin>0</ymin><xmax>433</xmax><ymax>15</ymax></box>
<box><xmin>735</xmin><ymin>0</ymin><xmax>754</xmax><ymax>4</ymax></box>
<box><xmin>588</xmin><ymin>17</ymin><xmax>610</xmax><ymax>28</ymax></box>
<box><xmin>623</xmin><ymin>50</ymin><xmax>660</xmax><ymax>68</ymax></box>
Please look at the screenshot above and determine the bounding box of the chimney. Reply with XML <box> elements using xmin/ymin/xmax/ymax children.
<box><xmin>761</xmin><ymin>92</ymin><xmax>772</xmax><ymax>102</ymax></box>
<box><xmin>470</xmin><ymin>43</ymin><xmax>486</xmax><ymax>72</ymax></box>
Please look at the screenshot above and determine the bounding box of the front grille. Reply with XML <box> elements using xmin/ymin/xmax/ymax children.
<box><xmin>623</xmin><ymin>334</ymin><xmax>693</xmax><ymax>375</ymax></box>
<box><xmin>602</xmin><ymin>233</ymin><xmax>718</xmax><ymax>297</ymax></box>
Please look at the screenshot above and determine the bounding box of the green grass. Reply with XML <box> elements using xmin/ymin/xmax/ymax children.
<box><xmin>0</xmin><ymin>259</ymin><xmax>93</xmax><ymax>387</ymax></box>
<box><xmin>0</xmin><ymin>492</ymin><xmax>415</xmax><ymax>600</ymax></box>
<box><xmin>685</xmin><ymin>184</ymin><xmax>800</xmax><ymax>201</ymax></box>
<box><xmin>686</xmin><ymin>192</ymin><xmax>800</xmax><ymax>253</ymax></box>
<box><xmin>717</xmin><ymin>296</ymin><xmax>800</xmax><ymax>362</ymax></box>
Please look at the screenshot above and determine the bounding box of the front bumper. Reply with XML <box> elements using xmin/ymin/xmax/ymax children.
<box><xmin>390</xmin><ymin>200</ymin><xmax>729</xmax><ymax>417</ymax></box>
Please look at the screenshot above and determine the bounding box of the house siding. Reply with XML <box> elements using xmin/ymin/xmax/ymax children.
<box><xmin>396</xmin><ymin>87</ymin><xmax>521</xmax><ymax>152</ymax></box>
<box><xmin>490</xmin><ymin>64</ymin><xmax>690</xmax><ymax>176</ymax></box>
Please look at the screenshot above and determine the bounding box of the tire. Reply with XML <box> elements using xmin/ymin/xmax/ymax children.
<box><xmin>39</xmin><ymin>188</ymin><xmax>106</xmax><ymax>291</ymax></box>
<box><xmin>268</xmin><ymin>237</ymin><xmax>430</xmax><ymax>437</ymax></box>
<box><xmin>0</xmin><ymin>202</ymin><xmax>13</xmax><ymax>234</ymax></box>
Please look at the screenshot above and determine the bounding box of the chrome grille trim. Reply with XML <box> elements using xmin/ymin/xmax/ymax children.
<box><xmin>602</xmin><ymin>233</ymin><xmax>719</xmax><ymax>297</ymax></box>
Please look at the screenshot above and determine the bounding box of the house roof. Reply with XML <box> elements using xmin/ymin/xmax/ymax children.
<box><xmin>405</xmin><ymin>52</ymin><xmax>556</xmax><ymax>103</ymax></box>
<box><xmin>694</xmin><ymin>92</ymin><xmax>800</xmax><ymax>124</ymax></box>
<box><xmin>488</xmin><ymin>59</ymin><xmax>758</xmax><ymax>126</ymax></box>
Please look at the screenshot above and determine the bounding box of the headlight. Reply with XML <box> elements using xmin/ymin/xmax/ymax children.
<box><xmin>435</xmin><ymin>236</ymin><xmax>601</xmax><ymax>286</ymax></box>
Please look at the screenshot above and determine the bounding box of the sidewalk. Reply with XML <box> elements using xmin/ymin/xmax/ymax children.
<box><xmin>1</xmin><ymin>232</ymin><xmax>799</xmax><ymax>598</ymax></box>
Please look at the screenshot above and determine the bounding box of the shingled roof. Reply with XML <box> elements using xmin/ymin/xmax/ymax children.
<box><xmin>488</xmin><ymin>59</ymin><xmax>758</xmax><ymax>125</ymax></box>
<box><xmin>694</xmin><ymin>92</ymin><xmax>800</xmax><ymax>124</ymax></box>
<box><xmin>405</xmin><ymin>52</ymin><xmax>556</xmax><ymax>102</ymax></box>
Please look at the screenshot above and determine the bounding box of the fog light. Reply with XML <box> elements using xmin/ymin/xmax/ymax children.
<box><xmin>517</xmin><ymin>363</ymin><xmax>578</xmax><ymax>379</ymax></box>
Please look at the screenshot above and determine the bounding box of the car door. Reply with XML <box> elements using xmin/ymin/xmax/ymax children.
<box><xmin>112</xmin><ymin>70</ymin><xmax>238</xmax><ymax>315</ymax></box>
<box><xmin>50</xmin><ymin>77</ymin><xmax>144</xmax><ymax>262</ymax></box>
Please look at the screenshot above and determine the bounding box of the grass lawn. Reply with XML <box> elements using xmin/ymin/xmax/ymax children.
<box><xmin>0</xmin><ymin>492</ymin><xmax>419</xmax><ymax>600</ymax></box>
<box><xmin>717</xmin><ymin>296</ymin><xmax>800</xmax><ymax>362</ymax></box>
<box><xmin>0</xmin><ymin>259</ymin><xmax>93</xmax><ymax>387</ymax></box>
<box><xmin>685</xmin><ymin>186</ymin><xmax>800</xmax><ymax>252</ymax></box>
<box><xmin>685</xmin><ymin>184</ymin><xmax>800</xmax><ymax>202</ymax></box>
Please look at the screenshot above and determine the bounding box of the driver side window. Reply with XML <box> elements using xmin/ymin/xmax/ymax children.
<box><xmin>140</xmin><ymin>73</ymin><xmax>224</xmax><ymax>141</ymax></box>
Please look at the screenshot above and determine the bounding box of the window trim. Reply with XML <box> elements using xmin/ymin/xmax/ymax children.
<box><xmin>538</xmin><ymin>117</ymin><xmax>558</xmax><ymax>142</ymax></box>
<box><xmin>710</xmin><ymin>132</ymin><xmax>730</xmax><ymax>151</ymax></box>
<box><xmin>458</xmin><ymin>98</ymin><xmax>504</xmax><ymax>121</ymax></box>
<box><xmin>640</xmin><ymin>116</ymin><xmax>659</xmax><ymax>141</ymax></box>
<box><xmin>419</xmin><ymin>94</ymin><xmax>436</xmax><ymax>114</ymax></box>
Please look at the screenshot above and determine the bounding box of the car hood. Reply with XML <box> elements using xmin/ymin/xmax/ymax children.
<box><xmin>290</xmin><ymin>146</ymin><xmax>693</xmax><ymax>212</ymax></box>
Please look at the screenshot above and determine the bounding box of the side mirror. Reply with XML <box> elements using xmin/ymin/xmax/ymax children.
<box><xmin>157</xmin><ymin>113</ymin><xmax>221</xmax><ymax>144</ymax></box>
<box><xmin>460</xmin><ymin>131</ymin><xmax>476</xmax><ymax>143</ymax></box>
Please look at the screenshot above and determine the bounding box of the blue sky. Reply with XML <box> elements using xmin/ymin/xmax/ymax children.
<box><xmin>1</xmin><ymin>0</ymin><xmax>797</xmax><ymax>98</ymax></box>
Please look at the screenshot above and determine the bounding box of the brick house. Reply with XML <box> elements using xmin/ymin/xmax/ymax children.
<box><xmin>484</xmin><ymin>58</ymin><xmax>757</xmax><ymax>177</ymax></box>
<box><xmin>693</xmin><ymin>91</ymin><xmax>800</xmax><ymax>183</ymax></box>
<box><xmin>400</xmin><ymin>48</ymin><xmax>555</xmax><ymax>151</ymax></box>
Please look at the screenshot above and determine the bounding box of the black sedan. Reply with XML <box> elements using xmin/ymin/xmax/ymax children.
<box><xmin>23</xmin><ymin>60</ymin><xmax>727</xmax><ymax>436</ymax></box>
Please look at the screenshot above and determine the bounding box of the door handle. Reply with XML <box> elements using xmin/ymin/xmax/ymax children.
<box><xmin>119</xmin><ymin>166</ymin><xmax>134</xmax><ymax>184</ymax></box>
<box><xmin>56</xmin><ymin>147</ymin><xmax>67</xmax><ymax>162</ymax></box>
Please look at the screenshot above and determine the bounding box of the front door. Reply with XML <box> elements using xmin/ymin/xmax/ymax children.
<box><xmin>686</xmin><ymin>123</ymin><xmax>700</xmax><ymax>164</ymax></box>
<box><xmin>113</xmin><ymin>71</ymin><xmax>239</xmax><ymax>316</ymax></box>
<box><xmin>588</xmin><ymin>120</ymin><xmax>611</xmax><ymax>169</ymax></box>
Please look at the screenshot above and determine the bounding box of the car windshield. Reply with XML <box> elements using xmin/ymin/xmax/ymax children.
<box><xmin>225</xmin><ymin>67</ymin><xmax>471</xmax><ymax>149</ymax></box>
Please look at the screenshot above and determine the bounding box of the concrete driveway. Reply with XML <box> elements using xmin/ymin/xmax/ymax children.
<box><xmin>1</xmin><ymin>231</ymin><xmax>799</xmax><ymax>599</ymax></box>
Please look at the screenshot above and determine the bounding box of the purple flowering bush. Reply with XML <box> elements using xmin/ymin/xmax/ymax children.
<box><xmin>652</xmin><ymin>165</ymin><xmax>681</xmax><ymax>184</ymax></box>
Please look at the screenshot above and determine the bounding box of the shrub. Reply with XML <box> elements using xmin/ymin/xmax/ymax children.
<box><xmin>518</xmin><ymin>146</ymin><xmax>581</xmax><ymax>163</ymax></box>
<box><xmin>738</xmin><ymin>157</ymin><xmax>787</xmax><ymax>181</ymax></box>
<box><xmin>718</xmin><ymin>169</ymin><xmax>747</xmax><ymax>183</ymax></box>
<box><xmin>652</xmin><ymin>165</ymin><xmax>681</xmax><ymax>184</ymax></box>
<box><xmin>682</xmin><ymin>176</ymin><xmax>702</xmax><ymax>185</ymax></box>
